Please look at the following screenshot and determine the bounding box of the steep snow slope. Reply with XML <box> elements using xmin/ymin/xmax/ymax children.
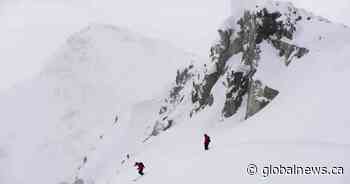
<box><xmin>0</xmin><ymin>24</ymin><xmax>196</xmax><ymax>184</ymax></box>
<box><xmin>1</xmin><ymin>1</ymin><xmax>350</xmax><ymax>184</ymax></box>
<box><xmin>110</xmin><ymin>1</ymin><xmax>350</xmax><ymax>184</ymax></box>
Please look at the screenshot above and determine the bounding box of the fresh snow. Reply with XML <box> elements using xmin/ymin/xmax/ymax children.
<box><xmin>0</xmin><ymin>24</ymin><xmax>196</xmax><ymax>184</ymax></box>
<box><xmin>1</xmin><ymin>1</ymin><xmax>350</xmax><ymax>184</ymax></box>
<box><xmin>112</xmin><ymin>2</ymin><xmax>350</xmax><ymax>184</ymax></box>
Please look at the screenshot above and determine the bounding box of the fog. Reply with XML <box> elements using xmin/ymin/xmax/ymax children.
<box><xmin>0</xmin><ymin>0</ymin><xmax>349</xmax><ymax>90</ymax></box>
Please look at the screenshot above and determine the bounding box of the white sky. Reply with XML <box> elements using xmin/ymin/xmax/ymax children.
<box><xmin>0</xmin><ymin>0</ymin><xmax>349</xmax><ymax>90</ymax></box>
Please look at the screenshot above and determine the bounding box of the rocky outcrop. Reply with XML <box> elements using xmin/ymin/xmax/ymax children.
<box><xmin>221</xmin><ymin>70</ymin><xmax>251</xmax><ymax>118</ymax></box>
<box><xmin>150</xmin><ymin>2</ymin><xmax>310</xmax><ymax>136</ymax></box>
<box><xmin>208</xmin><ymin>6</ymin><xmax>308</xmax><ymax>120</ymax></box>
<box><xmin>270</xmin><ymin>39</ymin><xmax>309</xmax><ymax>66</ymax></box>
<box><xmin>151</xmin><ymin>64</ymin><xmax>197</xmax><ymax>136</ymax></box>
<box><xmin>246</xmin><ymin>80</ymin><xmax>279</xmax><ymax>119</ymax></box>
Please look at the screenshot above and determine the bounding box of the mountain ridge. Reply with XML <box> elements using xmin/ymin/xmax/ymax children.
<box><xmin>1</xmin><ymin>1</ymin><xmax>350</xmax><ymax>184</ymax></box>
<box><xmin>0</xmin><ymin>23</ymin><xmax>196</xmax><ymax>184</ymax></box>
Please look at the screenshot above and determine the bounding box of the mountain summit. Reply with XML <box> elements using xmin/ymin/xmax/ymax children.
<box><xmin>1</xmin><ymin>1</ymin><xmax>350</xmax><ymax>184</ymax></box>
<box><xmin>151</xmin><ymin>0</ymin><xmax>316</xmax><ymax>135</ymax></box>
<box><xmin>0</xmin><ymin>24</ymin><xmax>195</xmax><ymax>184</ymax></box>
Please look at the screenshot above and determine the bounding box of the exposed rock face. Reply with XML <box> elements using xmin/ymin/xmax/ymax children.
<box><xmin>270</xmin><ymin>39</ymin><xmax>309</xmax><ymax>66</ymax></box>
<box><xmin>73</xmin><ymin>178</ymin><xmax>84</xmax><ymax>184</ymax></box>
<box><xmin>246</xmin><ymin>80</ymin><xmax>279</xmax><ymax>119</ymax></box>
<box><xmin>198</xmin><ymin>7</ymin><xmax>308</xmax><ymax>120</ymax></box>
<box><xmin>150</xmin><ymin>2</ymin><xmax>309</xmax><ymax>136</ymax></box>
<box><xmin>152</xmin><ymin>64</ymin><xmax>197</xmax><ymax>136</ymax></box>
<box><xmin>222</xmin><ymin>71</ymin><xmax>249</xmax><ymax>118</ymax></box>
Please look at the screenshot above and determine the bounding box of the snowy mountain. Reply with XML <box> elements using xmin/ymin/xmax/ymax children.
<box><xmin>1</xmin><ymin>1</ymin><xmax>350</xmax><ymax>184</ymax></box>
<box><xmin>113</xmin><ymin>1</ymin><xmax>350</xmax><ymax>184</ymax></box>
<box><xmin>0</xmin><ymin>24</ymin><xmax>196</xmax><ymax>184</ymax></box>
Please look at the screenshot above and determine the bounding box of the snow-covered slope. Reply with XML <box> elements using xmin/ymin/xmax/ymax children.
<box><xmin>111</xmin><ymin>1</ymin><xmax>350</xmax><ymax>184</ymax></box>
<box><xmin>0</xmin><ymin>24</ymin><xmax>196</xmax><ymax>184</ymax></box>
<box><xmin>1</xmin><ymin>1</ymin><xmax>350</xmax><ymax>184</ymax></box>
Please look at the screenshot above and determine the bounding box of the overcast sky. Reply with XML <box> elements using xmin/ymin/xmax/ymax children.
<box><xmin>0</xmin><ymin>0</ymin><xmax>349</xmax><ymax>90</ymax></box>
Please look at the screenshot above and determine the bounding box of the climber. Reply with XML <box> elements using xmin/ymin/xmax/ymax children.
<box><xmin>134</xmin><ymin>162</ymin><xmax>145</xmax><ymax>176</ymax></box>
<box><xmin>204</xmin><ymin>134</ymin><xmax>211</xmax><ymax>151</ymax></box>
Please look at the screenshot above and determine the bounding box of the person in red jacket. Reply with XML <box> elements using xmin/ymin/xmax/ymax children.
<box><xmin>134</xmin><ymin>162</ymin><xmax>145</xmax><ymax>176</ymax></box>
<box><xmin>204</xmin><ymin>134</ymin><xmax>211</xmax><ymax>151</ymax></box>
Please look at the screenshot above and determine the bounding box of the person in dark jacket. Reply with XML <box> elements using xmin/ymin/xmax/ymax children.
<box><xmin>134</xmin><ymin>162</ymin><xmax>145</xmax><ymax>176</ymax></box>
<box><xmin>204</xmin><ymin>134</ymin><xmax>211</xmax><ymax>151</ymax></box>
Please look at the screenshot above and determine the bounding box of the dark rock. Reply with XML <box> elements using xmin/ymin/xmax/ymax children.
<box><xmin>246</xmin><ymin>81</ymin><xmax>279</xmax><ymax>119</ymax></box>
<box><xmin>73</xmin><ymin>179</ymin><xmax>84</xmax><ymax>184</ymax></box>
<box><xmin>296</xmin><ymin>16</ymin><xmax>302</xmax><ymax>21</ymax></box>
<box><xmin>270</xmin><ymin>39</ymin><xmax>309</xmax><ymax>66</ymax></box>
<box><xmin>151</xmin><ymin>5</ymin><xmax>310</xmax><ymax>134</ymax></box>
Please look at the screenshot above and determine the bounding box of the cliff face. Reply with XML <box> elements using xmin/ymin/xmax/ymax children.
<box><xmin>151</xmin><ymin>1</ymin><xmax>310</xmax><ymax>135</ymax></box>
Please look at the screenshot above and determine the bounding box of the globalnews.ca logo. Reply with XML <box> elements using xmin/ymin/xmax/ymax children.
<box><xmin>247</xmin><ymin>164</ymin><xmax>344</xmax><ymax>178</ymax></box>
